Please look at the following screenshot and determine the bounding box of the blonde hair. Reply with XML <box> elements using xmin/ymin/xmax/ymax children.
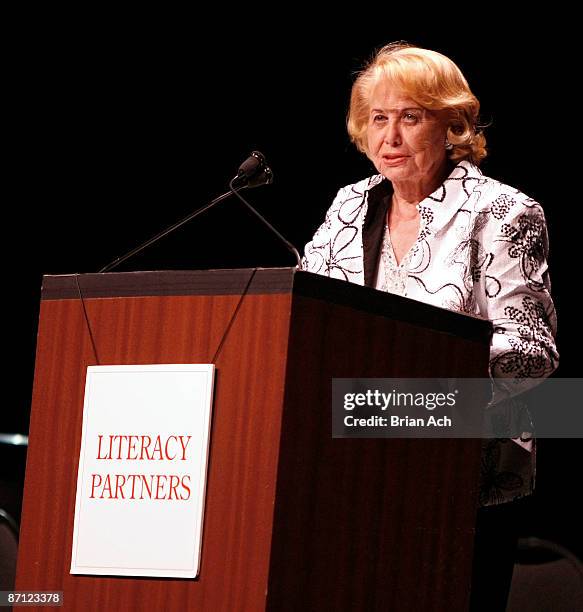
<box><xmin>347</xmin><ymin>42</ymin><xmax>487</xmax><ymax>164</ymax></box>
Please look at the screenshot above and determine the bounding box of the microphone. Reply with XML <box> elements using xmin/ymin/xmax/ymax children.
<box><xmin>228</xmin><ymin>153</ymin><xmax>301</xmax><ymax>267</ymax></box>
<box><xmin>98</xmin><ymin>151</ymin><xmax>299</xmax><ymax>273</ymax></box>
<box><xmin>231</xmin><ymin>151</ymin><xmax>274</xmax><ymax>189</ymax></box>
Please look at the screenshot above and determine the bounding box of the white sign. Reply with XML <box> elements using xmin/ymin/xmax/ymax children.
<box><xmin>70</xmin><ymin>364</ymin><xmax>215</xmax><ymax>578</ymax></box>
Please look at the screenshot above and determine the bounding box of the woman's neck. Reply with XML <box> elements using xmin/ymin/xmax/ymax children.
<box><xmin>390</xmin><ymin>193</ymin><xmax>420</xmax><ymax>220</ymax></box>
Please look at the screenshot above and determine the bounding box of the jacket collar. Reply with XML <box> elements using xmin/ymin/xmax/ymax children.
<box><xmin>417</xmin><ymin>160</ymin><xmax>485</xmax><ymax>236</ymax></box>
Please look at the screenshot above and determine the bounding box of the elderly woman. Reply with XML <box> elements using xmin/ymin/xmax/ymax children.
<box><xmin>302</xmin><ymin>42</ymin><xmax>558</xmax><ymax>610</ymax></box>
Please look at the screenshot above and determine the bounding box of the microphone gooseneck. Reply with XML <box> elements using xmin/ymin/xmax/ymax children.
<box><xmin>228</xmin><ymin>153</ymin><xmax>301</xmax><ymax>268</ymax></box>
<box><xmin>98</xmin><ymin>151</ymin><xmax>299</xmax><ymax>273</ymax></box>
<box><xmin>97</xmin><ymin>191</ymin><xmax>234</xmax><ymax>273</ymax></box>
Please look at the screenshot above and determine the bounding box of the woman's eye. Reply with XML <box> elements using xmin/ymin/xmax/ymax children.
<box><xmin>402</xmin><ymin>112</ymin><xmax>419</xmax><ymax>123</ymax></box>
<box><xmin>372</xmin><ymin>114</ymin><xmax>387</xmax><ymax>123</ymax></box>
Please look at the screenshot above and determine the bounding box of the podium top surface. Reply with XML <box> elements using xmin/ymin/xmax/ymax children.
<box><xmin>42</xmin><ymin>268</ymin><xmax>297</xmax><ymax>299</ymax></box>
<box><xmin>41</xmin><ymin>268</ymin><xmax>492</xmax><ymax>343</ymax></box>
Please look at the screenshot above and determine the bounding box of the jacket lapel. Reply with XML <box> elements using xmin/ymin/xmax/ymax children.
<box><xmin>362</xmin><ymin>179</ymin><xmax>392</xmax><ymax>287</ymax></box>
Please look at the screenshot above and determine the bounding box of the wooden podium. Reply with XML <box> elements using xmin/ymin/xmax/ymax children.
<box><xmin>16</xmin><ymin>268</ymin><xmax>492</xmax><ymax>611</ymax></box>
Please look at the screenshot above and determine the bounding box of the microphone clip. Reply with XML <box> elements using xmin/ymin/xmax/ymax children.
<box><xmin>231</xmin><ymin>151</ymin><xmax>274</xmax><ymax>189</ymax></box>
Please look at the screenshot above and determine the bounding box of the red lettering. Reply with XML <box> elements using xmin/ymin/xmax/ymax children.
<box><xmin>179</xmin><ymin>436</ymin><xmax>191</xmax><ymax>460</ymax></box>
<box><xmin>127</xmin><ymin>474</ymin><xmax>138</xmax><ymax>499</ymax></box>
<box><xmin>164</xmin><ymin>436</ymin><xmax>177</xmax><ymax>461</ymax></box>
<box><xmin>155</xmin><ymin>475</ymin><xmax>167</xmax><ymax>499</ymax></box>
<box><xmin>114</xmin><ymin>474</ymin><xmax>127</xmax><ymax>499</ymax></box>
<box><xmin>116</xmin><ymin>436</ymin><xmax>126</xmax><ymax>460</ymax></box>
<box><xmin>127</xmin><ymin>436</ymin><xmax>138</xmax><ymax>460</ymax></box>
<box><xmin>140</xmin><ymin>474</ymin><xmax>152</xmax><ymax>499</ymax></box>
<box><xmin>168</xmin><ymin>475</ymin><xmax>180</xmax><ymax>500</ymax></box>
<box><xmin>100</xmin><ymin>474</ymin><xmax>112</xmax><ymax>499</ymax></box>
<box><xmin>96</xmin><ymin>435</ymin><xmax>107</xmax><ymax>459</ymax></box>
<box><xmin>90</xmin><ymin>474</ymin><xmax>102</xmax><ymax>498</ymax></box>
<box><xmin>140</xmin><ymin>436</ymin><xmax>152</xmax><ymax>460</ymax></box>
<box><xmin>152</xmin><ymin>437</ymin><xmax>163</xmax><ymax>460</ymax></box>
<box><xmin>181</xmin><ymin>475</ymin><xmax>191</xmax><ymax>500</ymax></box>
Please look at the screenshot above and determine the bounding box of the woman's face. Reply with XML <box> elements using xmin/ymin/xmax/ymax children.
<box><xmin>366</xmin><ymin>83</ymin><xmax>449</xmax><ymax>188</ymax></box>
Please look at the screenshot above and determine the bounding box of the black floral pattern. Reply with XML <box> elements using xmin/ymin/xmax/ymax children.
<box><xmin>498</xmin><ymin>209</ymin><xmax>548</xmax><ymax>291</ymax></box>
<box><xmin>490</xmin><ymin>296</ymin><xmax>558</xmax><ymax>379</ymax></box>
<box><xmin>491</xmin><ymin>194</ymin><xmax>517</xmax><ymax>220</ymax></box>
<box><xmin>326</xmin><ymin>226</ymin><xmax>362</xmax><ymax>280</ymax></box>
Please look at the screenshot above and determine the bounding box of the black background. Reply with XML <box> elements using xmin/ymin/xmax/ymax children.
<box><xmin>6</xmin><ymin>14</ymin><xmax>580</xmax><ymax>557</ymax></box>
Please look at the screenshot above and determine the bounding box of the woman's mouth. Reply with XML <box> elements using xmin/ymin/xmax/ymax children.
<box><xmin>383</xmin><ymin>155</ymin><xmax>408</xmax><ymax>166</ymax></box>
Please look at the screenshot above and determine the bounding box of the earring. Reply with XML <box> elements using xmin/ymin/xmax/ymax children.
<box><xmin>445</xmin><ymin>138</ymin><xmax>454</xmax><ymax>151</ymax></box>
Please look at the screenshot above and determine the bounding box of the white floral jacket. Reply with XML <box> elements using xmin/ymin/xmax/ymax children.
<box><xmin>302</xmin><ymin>160</ymin><xmax>559</xmax><ymax>506</ymax></box>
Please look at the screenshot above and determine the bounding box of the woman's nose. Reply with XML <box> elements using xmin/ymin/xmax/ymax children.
<box><xmin>384</xmin><ymin>122</ymin><xmax>402</xmax><ymax>147</ymax></box>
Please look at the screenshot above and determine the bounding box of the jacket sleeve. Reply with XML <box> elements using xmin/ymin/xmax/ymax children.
<box><xmin>301</xmin><ymin>208</ymin><xmax>333</xmax><ymax>276</ymax></box>
<box><xmin>301</xmin><ymin>185</ymin><xmax>349</xmax><ymax>276</ymax></box>
<box><xmin>474</xmin><ymin>194</ymin><xmax>559</xmax><ymax>405</ymax></box>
